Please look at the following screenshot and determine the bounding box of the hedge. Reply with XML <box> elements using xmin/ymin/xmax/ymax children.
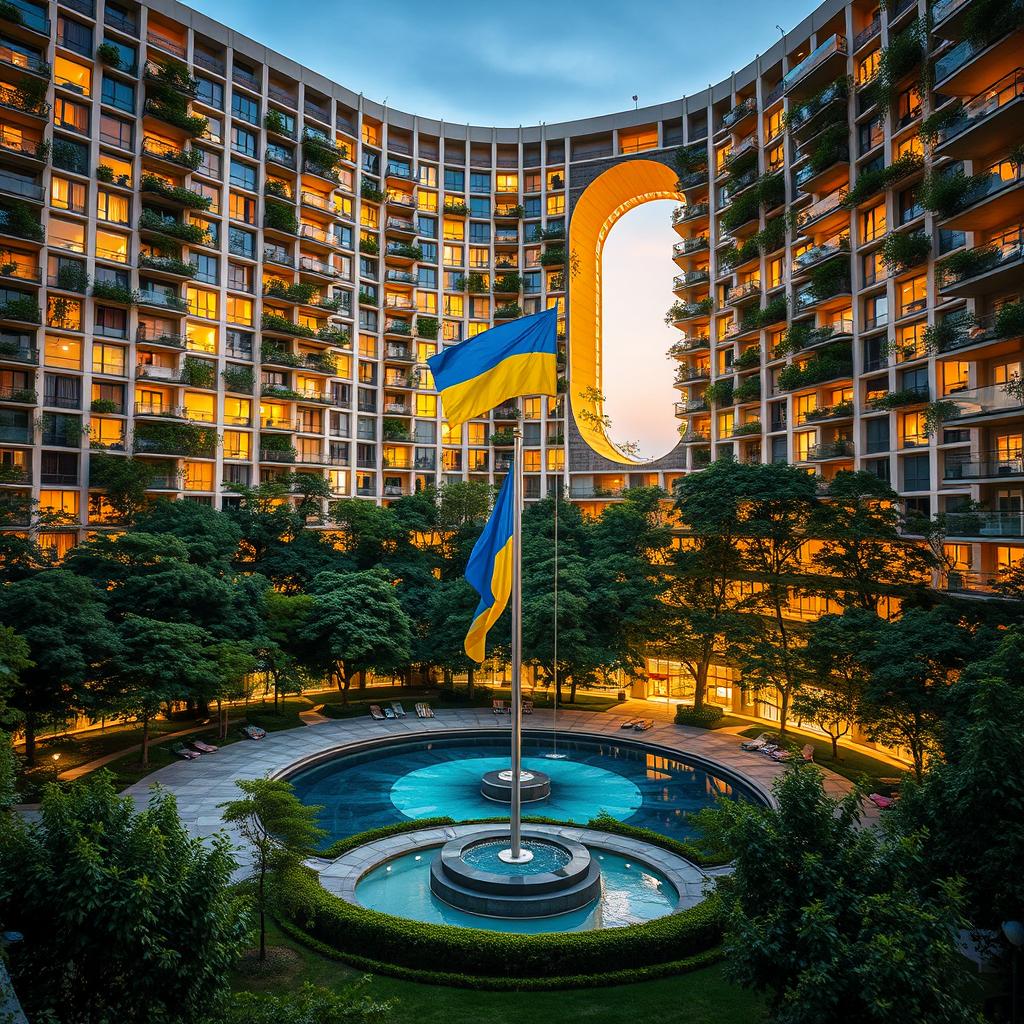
<box><xmin>273</xmin><ymin>861</ymin><xmax>723</xmax><ymax>981</ymax></box>
<box><xmin>274</xmin><ymin>910</ymin><xmax>724</xmax><ymax>990</ymax></box>
<box><xmin>675</xmin><ymin>704</ymin><xmax>725</xmax><ymax>729</ymax></box>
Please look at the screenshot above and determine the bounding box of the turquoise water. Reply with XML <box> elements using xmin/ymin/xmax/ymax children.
<box><xmin>356</xmin><ymin>847</ymin><xmax>679</xmax><ymax>932</ymax></box>
<box><xmin>461</xmin><ymin>839</ymin><xmax>570</xmax><ymax>874</ymax></box>
<box><xmin>289</xmin><ymin>734</ymin><xmax>754</xmax><ymax>847</ymax></box>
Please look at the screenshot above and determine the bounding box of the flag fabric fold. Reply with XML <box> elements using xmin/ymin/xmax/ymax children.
<box><xmin>463</xmin><ymin>465</ymin><xmax>516</xmax><ymax>663</ymax></box>
<box><xmin>426</xmin><ymin>306</ymin><xmax>559</xmax><ymax>430</ymax></box>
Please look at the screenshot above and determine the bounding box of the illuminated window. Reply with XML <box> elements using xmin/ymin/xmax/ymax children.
<box><xmin>795</xmin><ymin>431</ymin><xmax>814</xmax><ymax>460</ymax></box>
<box><xmin>767</xmin><ymin>256</ymin><xmax>784</xmax><ymax>288</ymax></box>
<box><xmin>187</xmin><ymin>287</ymin><xmax>218</xmax><ymax>319</ymax></box>
<box><xmin>417</xmin><ymin>190</ymin><xmax>437</xmax><ymax>213</ymax></box>
<box><xmin>91</xmin><ymin>342</ymin><xmax>125</xmax><ymax>375</ymax></box>
<box><xmin>226</xmin><ymin>296</ymin><xmax>252</xmax><ymax>326</ymax></box>
<box><xmin>90</xmin><ymin>416</ymin><xmax>123</xmax><ymax>449</ymax></box>
<box><xmin>469</xmin><ymin>247</ymin><xmax>489</xmax><ymax>269</ymax></box>
<box><xmin>546</xmin><ymin>169</ymin><xmax>564</xmax><ymax>191</ymax></box>
<box><xmin>39</xmin><ymin>489</ymin><xmax>79</xmax><ymax>516</ymax></box>
<box><xmin>861</xmin><ymin>203</ymin><xmax>886</xmax><ymax>243</ymax></box>
<box><xmin>997</xmin><ymin>546</ymin><xmax>1024</xmax><ymax>570</ymax></box>
<box><xmin>523</xmin><ymin>450</ymin><xmax>541</xmax><ymax>472</ymax></box>
<box><xmin>767</xmin><ymin>142</ymin><xmax>785</xmax><ymax>172</ymax></box>
<box><xmin>715</xmin><ymin>143</ymin><xmax>731</xmax><ymax>172</ymax></box>
<box><xmin>223</xmin><ymin>430</ymin><xmax>251</xmax><ymax>459</ymax></box>
<box><xmin>894</xmin><ymin>134</ymin><xmax>922</xmax><ymax>160</ymax></box>
<box><xmin>95</xmin><ymin>229</ymin><xmax>129</xmax><ymax>263</ymax></box>
<box><xmin>794</xmin><ymin>395</ymin><xmax>816</xmax><ymax>424</ymax></box>
<box><xmin>229</xmin><ymin>191</ymin><xmax>256</xmax><ymax>223</ymax></box>
<box><xmin>224</xmin><ymin>397</ymin><xmax>252</xmax><ymax>425</ymax></box>
<box><xmin>186</xmin><ymin>323</ymin><xmax>217</xmax><ymax>353</ymax></box>
<box><xmin>443</xmin><ymin>218</ymin><xmax>465</xmax><ymax>241</ymax></box>
<box><xmin>54</xmin><ymin>56</ymin><xmax>91</xmax><ymax>96</ymax></box>
<box><xmin>416</xmin><ymin>394</ymin><xmax>436</xmax><ymax>417</ymax></box>
<box><xmin>765</xmin><ymin>108</ymin><xmax>783</xmax><ymax>141</ymax></box>
<box><xmin>546</xmin><ymin>194</ymin><xmax>565</xmax><ymax>216</ymax></box>
<box><xmin>898</xmin><ymin>275</ymin><xmax>927</xmax><ymax>317</ymax></box>
<box><xmin>417</xmin><ymin>292</ymin><xmax>438</xmax><ymax>314</ymax></box>
<box><xmin>54</xmin><ymin>95</ymin><xmax>89</xmax><ymax>133</ymax></box>
<box><xmin>183</xmin><ymin>460</ymin><xmax>214</xmax><ymax>491</ymax></box>
<box><xmin>857</xmin><ymin>48</ymin><xmax>880</xmax><ymax>85</ymax></box>
<box><xmin>44</xmin><ymin>336</ymin><xmax>82</xmax><ymax>369</ymax></box>
<box><xmin>547</xmin><ymin>448</ymin><xmax>565</xmax><ymax>470</ymax></box>
<box><xmin>361</xmin><ymin>121</ymin><xmax>380</xmax><ymax>147</ymax></box>
<box><xmin>495</xmin><ymin>173</ymin><xmax>519</xmax><ymax>193</ymax></box>
<box><xmin>901</xmin><ymin>411</ymin><xmax>927</xmax><ymax>448</ymax></box>
<box><xmin>360</xmin><ymin>204</ymin><xmax>379</xmax><ymax>229</ymax></box>
<box><xmin>442</xmin><ymin>244</ymin><xmax>464</xmax><ymax>267</ymax></box>
<box><xmin>466</xmin><ymin>422</ymin><xmax>486</xmax><ymax>445</ymax></box>
<box><xmin>47</xmin><ymin>218</ymin><xmax>85</xmax><ymax>253</ymax></box>
<box><xmin>184</xmin><ymin>392</ymin><xmax>215</xmax><ymax>422</ymax></box>
<box><xmin>47</xmin><ymin>296</ymin><xmax>81</xmax><ymax>330</ymax></box>
<box><xmin>895</xmin><ymin>322</ymin><xmax>927</xmax><ymax>361</ymax></box>
<box><xmin>95</xmin><ymin>190</ymin><xmax>129</xmax><ymax>225</ymax></box>
<box><xmin>50</xmin><ymin>175</ymin><xmax>86</xmax><ymax>214</ymax></box>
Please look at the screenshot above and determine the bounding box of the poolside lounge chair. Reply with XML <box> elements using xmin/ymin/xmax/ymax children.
<box><xmin>868</xmin><ymin>792</ymin><xmax>896</xmax><ymax>810</ymax></box>
<box><xmin>369</xmin><ymin>705</ymin><xmax>386</xmax><ymax>720</ymax></box>
<box><xmin>384</xmin><ymin>707</ymin><xmax>396</xmax><ymax>719</ymax></box>
<box><xmin>741</xmin><ymin>733</ymin><xmax>771</xmax><ymax>751</ymax></box>
<box><xmin>522</xmin><ymin>699</ymin><xmax>533</xmax><ymax>715</ymax></box>
<box><xmin>172</xmin><ymin>742</ymin><xmax>200</xmax><ymax>760</ymax></box>
<box><xmin>390</xmin><ymin>702</ymin><xmax>407</xmax><ymax>718</ymax></box>
<box><xmin>771</xmin><ymin>743</ymin><xmax>816</xmax><ymax>763</ymax></box>
<box><xmin>415</xmin><ymin>702</ymin><xmax>435</xmax><ymax>718</ymax></box>
<box><xmin>190</xmin><ymin>738</ymin><xmax>217</xmax><ymax>753</ymax></box>
<box><xmin>634</xmin><ymin>719</ymin><xmax>654</xmax><ymax>731</ymax></box>
<box><xmin>492</xmin><ymin>699</ymin><xmax>507</xmax><ymax>715</ymax></box>
<box><xmin>241</xmin><ymin>724</ymin><xmax>266</xmax><ymax>740</ymax></box>
<box><xmin>620</xmin><ymin>717</ymin><xmax>639</xmax><ymax>729</ymax></box>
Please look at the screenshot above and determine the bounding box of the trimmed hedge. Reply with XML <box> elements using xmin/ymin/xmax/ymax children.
<box><xmin>675</xmin><ymin>704</ymin><xmax>725</xmax><ymax>729</ymax></box>
<box><xmin>275</xmin><ymin>910</ymin><xmax>724</xmax><ymax>990</ymax></box>
<box><xmin>273</xmin><ymin>861</ymin><xmax>723</xmax><ymax>981</ymax></box>
<box><xmin>319</xmin><ymin>817</ymin><xmax>455</xmax><ymax>859</ymax></box>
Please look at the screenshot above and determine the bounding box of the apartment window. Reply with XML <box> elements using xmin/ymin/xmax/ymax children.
<box><xmin>229</xmin><ymin>159</ymin><xmax>256</xmax><ymax>191</ymax></box>
<box><xmin>94</xmin><ymin>305</ymin><xmax>127</xmax><ymax>339</ymax></box>
<box><xmin>898</xmin><ymin>187</ymin><xmax>924</xmax><ymax>225</ymax></box>
<box><xmin>864</xmin><ymin>293</ymin><xmax>888</xmax><ymax>329</ymax></box>
<box><xmin>226</xmin><ymin>296</ymin><xmax>252</xmax><ymax>326</ymax></box>
<box><xmin>194</xmin><ymin>253</ymin><xmax>218</xmax><ymax>286</ymax></box>
<box><xmin>92</xmin><ymin>341</ymin><xmax>125</xmax><ymax>375</ymax></box>
<box><xmin>227</xmin><ymin>262</ymin><xmax>252</xmax><ymax>292</ymax></box>
<box><xmin>524</xmin><ymin>196</ymin><xmax>541</xmax><ymax>218</ymax></box>
<box><xmin>231</xmin><ymin>125</ymin><xmax>257</xmax><ymax>158</ymax></box>
<box><xmin>862</xmin><ymin>249</ymin><xmax>885</xmax><ymax>286</ymax></box>
<box><xmin>864</xmin><ymin>457</ymin><xmax>890</xmax><ymax>483</ymax></box>
<box><xmin>228</xmin><ymin>191</ymin><xmax>256</xmax><ymax>223</ymax></box>
<box><xmin>469</xmin><ymin>222</ymin><xmax>490</xmax><ymax>244</ymax></box>
<box><xmin>857</xmin><ymin>48</ymin><xmax>881</xmax><ymax>86</ymax></box>
<box><xmin>861</xmin><ymin>203</ymin><xmax>885</xmax><ymax>243</ymax></box>
<box><xmin>231</xmin><ymin>92</ymin><xmax>259</xmax><ymax>125</ymax></box>
<box><xmin>865</xmin><ymin>417</ymin><xmax>890</xmax><ymax>454</ymax></box>
<box><xmin>96</xmin><ymin>190</ymin><xmax>129</xmax><ymax>224</ymax></box>
<box><xmin>470</xmin><ymin>196</ymin><xmax>490</xmax><ymax>218</ymax></box>
<box><xmin>228</xmin><ymin>227</ymin><xmax>255</xmax><ymax>259</ymax></box>
<box><xmin>187</xmin><ymin>286</ymin><xmax>218</xmax><ymax>320</ymax></box>
<box><xmin>53</xmin><ymin>137</ymin><xmax>88</xmax><ymax>175</ymax></box>
<box><xmin>444</xmin><ymin>168</ymin><xmax>464</xmax><ymax>193</ymax></box>
<box><xmin>56</xmin><ymin>15</ymin><xmax>92</xmax><ymax>55</ymax></box>
<box><xmin>99</xmin><ymin>37</ymin><xmax>135</xmax><ymax>70</ymax></box>
<box><xmin>443</xmin><ymin>219</ymin><xmax>465</xmax><ymax>242</ymax></box>
<box><xmin>547</xmin><ymin>194</ymin><xmax>565</xmax><ymax>216</ymax></box>
<box><xmin>902</xmin><ymin>454</ymin><xmax>930</xmax><ymax>492</ymax></box>
<box><xmin>226</xmin><ymin>330</ymin><xmax>253</xmax><ymax>359</ymax></box>
<box><xmin>195</xmin><ymin>76</ymin><xmax>223</xmax><ymax>110</ymax></box>
<box><xmin>50</xmin><ymin>176</ymin><xmax>86</xmax><ymax>214</ymax></box>
<box><xmin>898</xmin><ymin>275</ymin><xmax>927</xmax><ymax>317</ymax></box>
<box><xmin>420</xmin><ymin>242</ymin><xmax>438</xmax><ymax>264</ymax></box>
<box><xmin>470</xmin><ymin>171</ymin><xmax>490</xmax><ymax>193</ymax></box>
<box><xmin>54</xmin><ymin>96</ymin><xmax>89</xmax><ymax>134</ymax></box>
<box><xmin>858</xmin><ymin>118</ymin><xmax>884</xmax><ymax>155</ymax></box>
<box><xmin>99</xmin><ymin>113</ymin><xmax>132</xmax><ymax>150</ymax></box>
<box><xmin>44</xmin><ymin>336</ymin><xmax>82</xmax><ymax>370</ymax></box>
<box><xmin>101</xmin><ymin>75</ymin><xmax>134</xmax><ymax>112</ymax></box>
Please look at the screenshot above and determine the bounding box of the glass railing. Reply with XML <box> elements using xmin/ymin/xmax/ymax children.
<box><xmin>932</xmin><ymin>0</ymin><xmax>972</xmax><ymax>25</ymax></box>
<box><xmin>940</xmin><ymin>69</ymin><xmax>1024</xmax><ymax>143</ymax></box>
<box><xmin>796</xmin><ymin>189</ymin><xmax>848</xmax><ymax>228</ymax></box>
<box><xmin>945</xmin><ymin>510</ymin><xmax>1024</xmax><ymax>537</ymax></box>
<box><xmin>791</xmin><ymin>232</ymin><xmax>849</xmax><ymax>273</ymax></box>
<box><xmin>783</xmin><ymin>34</ymin><xmax>848</xmax><ymax>92</ymax></box>
<box><xmin>946</xmin><ymin>382</ymin><xmax>1024</xmax><ymax>418</ymax></box>
<box><xmin>935</xmin><ymin>40</ymin><xmax>978</xmax><ymax>83</ymax></box>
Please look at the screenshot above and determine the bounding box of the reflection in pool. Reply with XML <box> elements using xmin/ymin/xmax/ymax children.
<box><xmin>288</xmin><ymin>734</ymin><xmax>754</xmax><ymax>847</ymax></box>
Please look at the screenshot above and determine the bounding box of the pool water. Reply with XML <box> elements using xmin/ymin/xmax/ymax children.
<box><xmin>461</xmin><ymin>839</ymin><xmax>570</xmax><ymax>874</ymax></box>
<box><xmin>357</xmin><ymin>847</ymin><xmax>678</xmax><ymax>932</ymax></box>
<box><xmin>288</xmin><ymin>734</ymin><xmax>753</xmax><ymax>847</ymax></box>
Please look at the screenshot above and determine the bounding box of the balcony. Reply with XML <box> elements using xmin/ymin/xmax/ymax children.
<box><xmin>673</xmin><ymin>269</ymin><xmax>711</xmax><ymax>293</ymax></box>
<box><xmin>944</xmin><ymin>382</ymin><xmax>1024</xmax><ymax>422</ymax></box>
<box><xmin>726</xmin><ymin>279</ymin><xmax>761</xmax><ymax>305</ymax></box>
<box><xmin>942</xmin><ymin>162</ymin><xmax>1024</xmax><ymax>233</ymax></box>
<box><xmin>787</xmin><ymin>78</ymin><xmax>847</xmax><ymax>141</ymax></box>
<box><xmin>672</xmin><ymin>203</ymin><xmax>709</xmax><ymax>225</ymax></box>
<box><xmin>782</xmin><ymin>35</ymin><xmax>848</xmax><ymax>99</ymax></box>
<box><xmin>934</xmin><ymin>25</ymin><xmax>1023</xmax><ymax>97</ymax></box>
<box><xmin>803</xmin><ymin>439</ymin><xmax>854</xmax><ymax>461</ymax></box>
<box><xmin>791</xmin><ymin>232</ymin><xmax>850</xmax><ymax>279</ymax></box>
<box><xmin>937</xmin><ymin>69</ymin><xmax>1024</xmax><ymax>161</ymax></box>
<box><xmin>137</xmin><ymin>288</ymin><xmax>188</xmax><ymax>312</ymax></box>
<box><xmin>796</xmin><ymin>189</ymin><xmax>849</xmax><ymax>235</ymax></box>
<box><xmin>672</xmin><ymin>236</ymin><xmax>709</xmax><ymax>261</ymax></box>
<box><xmin>939</xmin><ymin>227</ymin><xmax>1023</xmax><ymax>297</ymax></box>
<box><xmin>944</xmin><ymin>510</ymin><xmax>1024</xmax><ymax>538</ymax></box>
<box><xmin>721</xmin><ymin>97</ymin><xmax>757</xmax><ymax>132</ymax></box>
<box><xmin>943</xmin><ymin>450</ymin><xmax>1024</xmax><ymax>482</ymax></box>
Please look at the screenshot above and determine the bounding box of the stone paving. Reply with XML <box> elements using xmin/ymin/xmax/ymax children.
<box><xmin>122</xmin><ymin>707</ymin><xmax>872</xmax><ymax>882</ymax></box>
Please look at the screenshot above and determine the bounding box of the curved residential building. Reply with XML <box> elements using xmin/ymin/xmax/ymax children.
<box><xmin>0</xmin><ymin>0</ymin><xmax>1021</xmax><ymax>606</ymax></box>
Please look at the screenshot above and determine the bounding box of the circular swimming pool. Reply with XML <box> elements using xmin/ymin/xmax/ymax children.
<box><xmin>287</xmin><ymin>732</ymin><xmax>756</xmax><ymax>847</ymax></box>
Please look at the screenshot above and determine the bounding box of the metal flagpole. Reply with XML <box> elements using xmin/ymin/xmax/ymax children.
<box><xmin>508</xmin><ymin>419</ymin><xmax>525</xmax><ymax>860</ymax></box>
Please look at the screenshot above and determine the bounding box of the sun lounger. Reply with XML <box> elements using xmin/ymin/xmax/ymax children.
<box><xmin>492</xmin><ymin>699</ymin><xmax>507</xmax><ymax>715</ymax></box>
<box><xmin>634</xmin><ymin>719</ymin><xmax>654</xmax><ymax>731</ymax></box>
<box><xmin>868</xmin><ymin>792</ymin><xmax>896</xmax><ymax>810</ymax></box>
<box><xmin>390</xmin><ymin>702</ymin><xmax>407</xmax><ymax>717</ymax></box>
<box><xmin>190</xmin><ymin>739</ymin><xmax>217</xmax><ymax>753</ymax></box>
<box><xmin>172</xmin><ymin>742</ymin><xmax>200</xmax><ymax>760</ymax></box>
<box><xmin>522</xmin><ymin>699</ymin><xmax>533</xmax><ymax>714</ymax></box>
<box><xmin>620</xmin><ymin>717</ymin><xmax>639</xmax><ymax>729</ymax></box>
<box><xmin>741</xmin><ymin>733</ymin><xmax>771</xmax><ymax>751</ymax></box>
<box><xmin>384</xmin><ymin>707</ymin><xmax>396</xmax><ymax>719</ymax></box>
<box><xmin>241</xmin><ymin>724</ymin><xmax>266</xmax><ymax>740</ymax></box>
<box><xmin>415</xmin><ymin>702</ymin><xmax>434</xmax><ymax>718</ymax></box>
<box><xmin>369</xmin><ymin>705</ymin><xmax>386</xmax><ymax>720</ymax></box>
<box><xmin>759</xmin><ymin>743</ymin><xmax>780</xmax><ymax>757</ymax></box>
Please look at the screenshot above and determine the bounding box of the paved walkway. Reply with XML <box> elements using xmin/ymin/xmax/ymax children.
<box><xmin>121</xmin><ymin>707</ymin><xmax>873</xmax><ymax>879</ymax></box>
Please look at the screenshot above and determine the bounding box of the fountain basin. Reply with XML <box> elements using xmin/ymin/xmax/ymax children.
<box><xmin>480</xmin><ymin>768</ymin><xmax>552</xmax><ymax>803</ymax></box>
<box><xmin>429</xmin><ymin>829</ymin><xmax>602</xmax><ymax>918</ymax></box>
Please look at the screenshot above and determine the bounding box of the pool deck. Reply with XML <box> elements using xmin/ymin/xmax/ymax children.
<box><xmin>121</xmin><ymin>707</ymin><xmax>874</xmax><ymax>879</ymax></box>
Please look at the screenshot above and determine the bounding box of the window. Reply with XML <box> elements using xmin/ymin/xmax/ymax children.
<box><xmin>470</xmin><ymin>196</ymin><xmax>490</xmax><ymax>218</ymax></box>
<box><xmin>50</xmin><ymin>176</ymin><xmax>86</xmax><ymax>214</ymax></box>
<box><xmin>864</xmin><ymin>293</ymin><xmax>888</xmax><ymax>329</ymax></box>
<box><xmin>195</xmin><ymin>76</ymin><xmax>223</xmax><ymax>109</ymax></box>
<box><xmin>99</xmin><ymin>113</ymin><xmax>132</xmax><ymax>150</ymax></box>
<box><xmin>469</xmin><ymin>222</ymin><xmax>490</xmax><ymax>244</ymax></box>
<box><xmin>861</xmin><ymin>202</ymin><xmax>886</xmax><ymax>243</ymax></box>
<box><xmin>231</xmin><ymin>125</ymin><xmax>257</xmax><ymax>157</ymax></box>
<box><xmin>227</xmin><ymin>262</ymin><xmax>252</xmax><ymax>292</ymax></box>
<box><xmin>54</xmin><ymin>96</ymin><xmax>89</xmax><ymax>134</ymax></box>
<box><xmin>865</xmin><ymin>416</ymin><xmax>890</xmax><ymax>454</ymax></box>
<box><xmin>898</xmin><ymin>275</ymin><xmax>927</xmax><ymax>317</ymax></box>
<box><xmin>96</xmin><ymin>190</ymin><xmax>129</xmax><ymax>224</ymax></box>
<box><xmin>91</xmin><ymin>341</ymin><xmax>125</xmax><ymax>375</ymax></box>
<box><xmin>902</xmin><ymin>453</ymin><xmax>930</xmax><ymax>492</ymax></box>
<box><xmin>94</xmin><ymin>304</ymin><xmax>126</xmax><ymax>338</ymax></box>
<box><xmin>194</xmin><ymin>253</ymin><xmax>218</xmax><ymax>285</ymax></box>
<box><xmin>229</xmin><ymin>159</ymin><xmax>256</xmax><ymax>191</ymax></box>
<box><xmin>44</xmin><ymin>336</ymin><xmax>82</xmax><ymax>370</ymax></box>
<box><xmin>56</xmin><ymin>15</ymin><xmax>92</xmax><ymax>55</ymax></box>
<box><xmin>101</xmin><ymin>75</ymin><xmax>134</xmax><ymax>112</ymax></box>
<box><xmin>228</xmin><ymin>227</ymin><xmax>255</xmax><ymax>259</ymax></box>
<box><xmin>95</xmin><ymin>228</ymin><xmax>128</xmax><ymax>263</ymax></box>
<box><xmin>444</xmin><ymin>168</ymin><xmax>465</xmax><ymax>193</ymax></box>
<box><xmin>899</xmin><ymin>187</ymin><xmax>924</xmax><ymax>224</ymax></box>
<box><xmin>228</xmin><ymin>191</ymin><xmax>256</xmax><ymax>223</ymax></box>
<box><xmin>226</xmin><ymin>296</ymin><xmax>252</xmax><ymax>325</ymax></box>
<box><xmin>547</xmin><ymin>194</ymin><xmax>565</xmax><ymax>215</ymax></box>
<box><xmin>858</xmin><ymin>118</ymin><xmax>883</xmax><ymax>155</ymax></box>
<box><xmin>187</xmin><ymin>287</ymin><xmax>218</xmax><ymax>320</ymax></box>
<box><xmin>55</xmin><ymin>56</ymin><xmax>91</xmax><ymax>96</ymax></box>
<box><xmin>100</xmin><ymin>36</ymin><xmax>135</xmax><ymax>70</ymax></box>
<box><xmin>231</xmin><ymin>92</ymin><xmax>259</xmax><ymax>125</ymax></box>
<box><xmin>52</xmin><ymin>137</ymin><xmax>88</xmax><ymax>174</ymax></box>
<box><xmin>470</xmin><ymin>172</ymin><xmax>490</xmax><ymax>193</ymax></box>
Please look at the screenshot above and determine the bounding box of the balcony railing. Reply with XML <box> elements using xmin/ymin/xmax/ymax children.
<box><xmin>944</xmin><ymin>510</ymin><xmax>1024</xmax><ymax>538</ymax></box>
<box><xmin>945</xmin><ymin>383</ymin><xmax>1024</xmax><ymax>419</ymax></box>
<box><xmin>940</xmin><ymin>69</ymin><xmax>1024</xmax><ymax>145</ymax></box>
<box><xmin>782</xmin><ymin>34</ymin><xmax>848</xmax><ymax>93</ymax></box>
<box><xmin>672</xmin><ymin>236</ymin><xmax>709</xmax><ymax>258</ymax></box>
<box><xmin>791</xmin><ymin>232</ymin><xmax>850</xmax><ymax>274</ymax></box>
<box><xmin>796</xmin><ymin>188</ymin><xmax>848</xmax><ymax>230</ymax></box>
<box><xmin>939</xmin><ymin>226</ymin><xmax>1023</xmax><ymax>289</ymax></box>
<box><xmin>805</xmin><ymin>440</ymin><xmax>854</xmax><ymax>460</ymax></box>
<box><xmin>943</xmin><ymin>450</ymin><xmax>1024</xmax><ymax>480</ymax></box>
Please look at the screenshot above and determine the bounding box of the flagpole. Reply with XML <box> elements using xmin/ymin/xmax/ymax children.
<box><xmin>509</xmin><ymin>416</ymin><xmax>524</xmax><ymax>861</ymax></box>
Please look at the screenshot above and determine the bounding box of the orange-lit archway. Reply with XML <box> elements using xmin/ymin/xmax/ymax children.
<box><xmin>569</xmin><ymin>159</ymin><xmax>682</xmax><ymax>464</ymax></box>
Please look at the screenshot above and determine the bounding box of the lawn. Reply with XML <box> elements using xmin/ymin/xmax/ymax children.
<box><xmin>233</xmin><ymin>919</ymin><xmax>766</xmax><ymax>1024</ymax></box>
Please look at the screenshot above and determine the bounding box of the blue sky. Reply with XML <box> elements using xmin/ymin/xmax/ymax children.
<box><xmin>188</xmin><ymin>0</ymin><xmax>814</xmax><ymax>124</ymax></box>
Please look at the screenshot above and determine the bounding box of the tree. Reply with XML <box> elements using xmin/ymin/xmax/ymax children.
<box><xmin>300</xmin><ymin>570</ymin><xmax>412</xmax><ymax>701</ymax></box>
<box><xmin>811</xmin><ymin>471</ymin><xmax>934</xmax><ymax>609</ymax></box>
<box><xmin>700</xmin><ymin>766</ymin><xmax>981</xmax><ymax>1024</ymax></box>
<box><xmin>859</xmin><ymin>607</ymin><xmax>973</xmax><ymax>779</ymax></box>
<box><xmin>103</xmin><ymin>616</ymin><xmax>218</xmax><ymax>767</ymax></box>
<box><xmin>327</xmin><ymin>499</ymin><xmax>401</xmax><ymax>569</ymax></box>
<box><xmin>0</xmin><ymin>570</ymin><xmax>114</xmax><ymax>764</ymax></box>
<box><xmin>426</xmin><ymin>577</ymin><xmax>484</xmax><ymax>695</ymax></box>
<box><xmin>218</xmin><ymin>981</ymin><xmax>394</xmax><ymax>1024</ymax></box>
<box><xmin>0</xmin><ymin>773</ymin><xmax>249</xmax><ymax>1024</ymax></box>
<box><xmin>220</xmin><ymin>778</ymin><xmax>325</xmax><ymax>961</ymax></box>
<box><xmin>258</xmin><ymin>590</ymin><xmax>315</xmax><ymax>710</ymax></box>
<box><xmin>135</xmin><ymin>498</ymin><xmax>242</xmax><ymax>568</ymax></box>
<box><xmin>0</xmin><ymin>731</ymin><xmax>17</xmax><ymax>809</ymax></box>
<box><xmin>792</xmin><ymin>609</ymin><xmax>881</xmax><ymax>760</ymax></box>
<box><xmin>88</xmin><ymin>453</ymin><xmax>155</xmax><ymax>524</ymax></box>
<box><xmin>0</xmin><ymin>624</ymin><xmax>31</xmax><ymax>724</ymax></box>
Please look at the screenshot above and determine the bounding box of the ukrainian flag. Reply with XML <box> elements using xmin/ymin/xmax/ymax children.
<box><xmin>464</xmin><ymin>465</ymin><xmax>516</xmax><ymax>663</ymax></box>
<box><xmin>427</xmin><ymin>306</ymin><xmax>558</xmax><ymax>429</ymax></box>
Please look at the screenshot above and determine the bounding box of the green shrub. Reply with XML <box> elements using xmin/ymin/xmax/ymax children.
<box><xmin>674</xmin><ymin>704</ymin><xmax>725</xmax><ymax>728</ymax></box>
<box><xmin>918</xmin><ymin>168</ymin><xmax>984</xmax><ymax>218</ymax></box>
<box><xmin>880</xmin><ymin>230</ymin><xmax>932</xmax><ymax>273</ymax></box>
<box><xmin>273</xmin><ymin>862</ymin><xmax>722</xmax><ymax>980</ymax></box>
<box><xmin>264</xmin><ymin>200</ymin><xmax>299</xmax><ymax>234</ymax></box>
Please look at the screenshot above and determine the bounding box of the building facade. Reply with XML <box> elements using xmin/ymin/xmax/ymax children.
<box><xmin>0</xmin><ymin>0</ymin><xmax>1019</xmax><ymax>605</ymax></box>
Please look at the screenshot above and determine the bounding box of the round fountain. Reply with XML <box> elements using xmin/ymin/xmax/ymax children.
<box><xmin>429</xmin><ymin>829</ymin><xmax>602</xmax><ymax>918</ymax></box>
<box><xmin>480</xmin><ymin>767</ymin><xmax>551</xmax><ymax>803</ymax></box>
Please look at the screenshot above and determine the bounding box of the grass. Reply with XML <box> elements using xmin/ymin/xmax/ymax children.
<box><xmin>737</xmin><ymin>726</ymin><xmax>903</xmax><ymax>792</ymax></box>
<box><xmin>233</xmin><ymin>918</ymin><xmax>767</xmax><ymax>1024</ymax></box>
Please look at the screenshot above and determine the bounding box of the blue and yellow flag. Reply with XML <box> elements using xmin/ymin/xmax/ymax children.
<box><xmin>464</xmin><ymin>465</ymin><xmax>516</xmax><ymax>663</ymax></box>
<box><xmin>426</xmin><ymin>306</ymin><xmax>558</xmax><ymax>429</ymax></box>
